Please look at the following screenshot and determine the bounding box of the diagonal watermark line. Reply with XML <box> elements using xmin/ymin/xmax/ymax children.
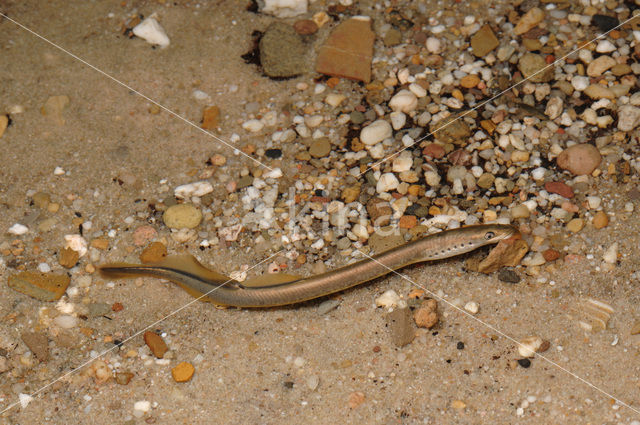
<box><xmin>0</xmin><ymin>12</ymin><xmax>273</xmax><ymax>171</ymax></box>
<box><xmin>359</xmin><ymin>13</ymin><xmax>640</xmax><ymax>177</ymax></box>
<box><xmin>0</xmin><ymin>250</ymin><xmax>284</xmax><ymax>415</ymax></box>
<box><xmin>355</xmin><ymin>248</ymin><xmax>640</xmax><ymax>416</ymax></box>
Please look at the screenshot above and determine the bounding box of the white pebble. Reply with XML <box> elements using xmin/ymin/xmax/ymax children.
<box><xmin>602</xmin><ymin>243</ymin><xmax>618</xmax><ymax>264</ymax></box>
<box><xmin>375</xmin><ymin>289</ymin><xmax>401</xmax><ymax>308</ymax></box>
<box><xmin>595</xmin><ymin>40</ymin><xmax>616</xmax><ymax>53</ymax></box>
<box><xmin>19</xmin><ymin>393</ymin><xmax>33</xmax><ymax>409</ymax></box>
<box><xmin>37</xmin><ymin>263</ymin><xmax>51</xmax><ymax>273</ymax></box>
<box><xmin>376</xmin><ymin>173</ymin><xmax>399</xmax><ymax>193</ymax></box>
<box><xmin>325</xmin><ymin>93</ymin><xmax>346</xmax><ymax>107</ymax></box>
<box><xmin>64</xmin><ymin>234</ymin><xmax>88</xmax><ymax>257</ymax></box>
<box><xmin>360</xmin><ymin>120</ymin><xmax>392</xmax><ymax>145</ymax></box>
<box><xmin>425</xmin><ymin>36</ymin><xmax>442</xmax><ymax>53</ymax></box>
<box><xmin>242</xmin><ymin>119</ymin><xmax>264</xmax><ymax>133</ymax></box>
<box><xmin>192</xmin><ymin>90</ymin><xmax>210</xmax><ymax>101</ymax></box>
<box><xmin>392</xmin><ymin>151</ymin><xmax>413</xmax><ymax>172</ymax></box>
<box><xmin>54</xmin><ymin>315</ymin><xmax>78</xmax><ymax>329</ymax></box>
<box><xmin>388</xmin><ymin>89</ymin><xmax>418</xmax><ymax>113</ymax></box>
<box><xmin>531</xmin><ymin>167</ymin><xmax>546</xmax><ymax>180</ymax></box>
<box><xmin>464</xmin><ymin>301</ymin><xmax>479</xmax><ymax>314</ymax></box>
<box><xmin>390</xmin><ymin>111</ymin><xmax>406</xmax><ymax>130</ymax></box>
<box><xmin>518</xmin><ymin>336</ymin><xmax>543</xmax><ymax>357</ymax></box>
<box><xmin>306</xmin><ymin>375</ymin><xmax>319</xmax><ymax>390</ymax></box>
<box><xmin>408</xmin><ymin>82</ymin><xmax>427</xmax><ymax>98</ymax></box>
<box><xmin>53</xmin><ymin>166</ymin><xmax>65</xmax><ymax>175</ymax></box>
<box><xmin>8</xmin><ymin>223</ymin><xmax>28</xmax><ymax>235</ymax></box>
<box><xmin>571</xmin><ymin>75</ymin><xmax>589</xmax><ymax>91</ymax></box>
<box><xmin>586</xmin><ymin>196</ymin><xmax>601</xmax><ymax>209</ymax></box>
<box><xmin>132</xmin><ymin>17</ymin><xmax>170</xmax><ymax>48</ymax></box>
<box><xmin>174</xmin><ymin>181</ymin><xmax>213</xmax><ymax>199</ymax></box>
<box><xmin>133</xmin><ymin>400</ymin><xmax>151</xmax><ymax>417</ymax></box>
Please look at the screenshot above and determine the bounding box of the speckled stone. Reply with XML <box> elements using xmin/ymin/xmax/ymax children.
<box><xmin>260</xmin><ymin>22</ymin><xmax>307</xmax><ymax>78</ymax></box>
<box><xmin>163</xmin><ymin>203</ymin><xmax>202</xmax><ymax>229</ymax></box>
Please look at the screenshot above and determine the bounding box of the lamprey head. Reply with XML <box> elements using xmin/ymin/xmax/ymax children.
<box><xmin>467</xmin><ymin>223</ymin><xmax>520</xmax><ymax>245</ymax></box>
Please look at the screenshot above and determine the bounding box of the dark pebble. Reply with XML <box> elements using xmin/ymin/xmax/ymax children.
<box><xmin>498</xmin><ymin>268</ymin><xmax>521</xmax><ymax>284</ymax></box>
<box><xmin>456</xmin><ymin>341</ymin><xmax>465</xmax><ymax>350</ymax></box>
<box><xmin>628</xmin><ymin>188</ymin><xmax>640</xmax><ymax>200</ymax></box>
<box><xmin>517</xmin><ymin>358</ymin><xmax>531</xmax><ymax>368</ymax></box>
<box><xmin>265</xmin><ymin>148</ymin><xmax>282</xmax><ymax>159</ymax></box>
<box><xmin>591</xmin><ymin>14</ymin><xmax>619</xmax><ymax>32</ymax></box>
<box><xmin>283</xmin><ymin>381</ymin><xmax>294</xmax><ymax>389</ymax></box>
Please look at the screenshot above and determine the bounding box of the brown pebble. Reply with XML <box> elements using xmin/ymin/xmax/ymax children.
<box><xmin>399</xmin><ymin>215</ymin><xmax>417</xmax><ymax>229</ymax></box>
<box><xmin>58</xmin><ymin>247</ymin><xmax>79</xmax><ymax>268</ymax></box>
<box><xmin>544</xmin><ymin>181</ymin><xmax>574</xmax><ymax>198</ymax></box>
<box><xmin>414</xmin><ymin>299</ymin><xmax>438</xmax><ymax>329</ymax></box>
<box><xmin>143</xmin><ymin>331</ymin><xmax>168</xmax><ymax>359</ymax></box>
<box><xmin>8</xmin><ymin>271</ymin><xmax>70</xmax><ymax>302</ymax></box>
<box><xmin>556</xmin><ymin>144</ymin><xmax>602</xmax><ymax>176</ymax></box>
<box><xmin>201</xmin><ymin>105</ymin><xmax>220</xmax><ymax>130</ymax></box>
<box><xmin>21</xmin><ymin>331</ymin><xmax>49</xmax><ymax>361</ymax></box>
<box><xmin>372</xmin><ymin>345</ymin><xmax>381</xmax><ymax>353</ymax></box>
<box><xmin>112</xmin><ymin>302</ymin><xmax>124</xmax><ymax>312</ymax></box>
<box><xmin>386</xmin><ymin>305</ymin><xmax>415</xmax><ymax>347</ymax></box>
<box><xmin>630</xmin><ymin>322</ymin><xmax>640</xmax><ymax>335</ymax></box>
<box><xmin>477</xmin><ymin>238</ymin><xmax>529</xmax><ymax>274</ymax></box>
<box><xmin>460</xmin><ymin>75</ymin><xmax>480</xmax><ymax>88</ymax></box>
<box><xmin>470</xmin><ymin>24</ymin><xmax>499</xmax><ymax>57</ymax></box>
<box><xmin>422</xmin><ymin>143</ymin><xmax>446</xmax><ymax>159</ymax></box>
<box><xmin>293</xmin><ymin>19</ymin><xmax>318</xmax><ymax>35</ymax></box>
<box><xmin>366</xmin><ymin>197</ymin><xmax>392</xmax><ymax>226</ymax></box>
<box><xmin>140</xmin><ymin>242</ymin><xmax>167</xmax><ymax>264</ymax></box>
<box><xmin>348</xmin><ymin>391</ymin><xmax>366</xmax><ymax>409</ymax></box>
<box><xmin>341</xmin><ymin>185</ymin><xmax>361</xmax><ymax>203</ymax></box>
<box><xmin>115</xmin><ymin>371</ymin><xmax>134</xmax><ymax>385</ymax></box>
<box><xmin>592</xmin><ymin>211</ymin><xmax>609</xmax><ymax>229</ymax></box>
<box><xmin>90</xmin><ymin>238</ymin><xmax>109</xmax><ymax>250</ymax></box>
<box><xmin>133</xmin><ymin>225</ymin><xmax>158</xmax><ymax>247</ymax></box>
<box><xmin>172</xmin><ymin>361</ymin><xmax>195</xmax><ymax>382</ymax></box>
<box><xmin>210</xmin><ymin>153</ymin><xmax>227</xmax><ymax>166</ymax></box>
<box><xmin>542</xmin><ymin>249</ymin><xmax>560</xmax><ymax>262</ymax></box>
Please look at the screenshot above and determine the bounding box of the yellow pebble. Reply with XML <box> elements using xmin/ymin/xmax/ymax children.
<box><xmin>172</xmin><ymin>362</ymin><xmax>195</xmax><ymax>383</ymax></box>
<box><xmin>566</xmin><ymin>218</ymin><xmax>584</xmax><ymax>233</ymax></box>
<box><xmin>592</xmin><ymin>211</ymin><xmax>609</xmax><ymax>229</ymax></box>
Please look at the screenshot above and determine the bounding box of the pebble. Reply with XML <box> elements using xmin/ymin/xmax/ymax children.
<box><xmin>592</xmin><ymin>211</ymin><xmax>609</xmax><ymax>229</ymax></box>
<box><xmin>586</xmin><ymin>55</ymin><xmax>616</xmax><ymax>77</ymax></box>
<box><xmin>58</xmin><ymin>247</ymin><xmax>79</xmax><ymax>268</ymax></box>
<box><xmin>518</xmin><ymin>336</ymin><xmax>544</xmax><ymax>357</ymax></box>
<box><xmin>514</xmin><ymin>7</ymin><xmax>545</xmax><ymax>35</ymax></box>
<box><xmin>348</xmin><ymin>391</ymin><xmax>366</xmax><ymax>409</ymax></box>
<box><xmin>413</xmin><ymin>299</ymin><xmax>438</xmax><ymax>328</ymax></box>
<box><xmin>144</xmin><ymin>331</ymin><xmax>168</xmax><ymax>359</ymax></box>
<box><xmin>360</xmin><ymin>119</ymin><xmax>392</xmax><ymax>145</ymax></box>
<box><xmin>8</xmin><ymin>271</ymin><xmax>70</xmax><ymax>301</ymax></box>
<box><xmin>53</xmin><ymin>315</ymin><xmax>78</xmax><ymax>329</ymax></box>
<box><xmin>133</xmin><ymin>400</ymin><xmax>151</xmax><ymax>417</ymax></box>
<box><xmin>132</xmin><ymin>225</ymin><xmax>157</xmax><ymax>246</ymax></box>
<box><xmin>316</xmin><ymin>17</ymin><xmax>375</xmax><ymax>83</ymax></box>
<box><xmin>545</xmin><ymin>97</ymin><xmax>563</xmax><ymax>120</ymax></box>
<box><xmin>242</xmin><ymin>119</ymin><xmax>264</xmax><ymax>133</ymax></box>
<box><xmin>566</xmin><ymin>218</ymin><xmax>584</xmax><ymax>233</ymax></box>
<box><xmin>375</xmin><ymin>289</ymin><xmax>401</xmax><ymax>308</ymax></box>
<box><xmin>376</xmin><ymin>173</ymin><xmax>399</xmax><ymax>193</ymax></box>
<box><xmin>425</xmin><ymin>36</ymin><xmax>442</xmax><ymax>54</ymax></box>
<box><xmin>309</xmin><ymin>138</ymin><xmax>332</xmax><ymax>158</ymax></box>
<box><xmin>392</xmin><ymin>151</ymin><xmax>413</xmax><ymax>173</ymax></box>
<box><xmin>518</xmin><ymin>53</ymin><xmax>553</xmax><ymax>83</ymax></box>
<box><xmin>367</xmin><ymin>197</ymin><xmax>392</xmax><ymax>226</ymax></box>
<box><xmin>451</xmin><ymin>400</ymin><xmax>466</xmax><ymax>410</ymax></box>
<box><xmin>510</xmin><ymin>204</ymin><xmax>530</xmax><ymax>219</ymax></box>
<box><xmin>21</xmin><ymin>331</ymin><xmax>49</xmax><ymax>361</ymax></box>
<box><xmin>556</xmin><ymin>144</ymin><xmax>602</xmax><ymax>176</ymax></box>
<box><xmin>497</xmin><ymin>268</ymin><xmax>521</xmax><ymax>284</ymax></box>
<box><xmin>390</xmin><ymin>111</ymin><xmax>406</xmax><ymax>130</ymax></box>
<box><xmin>543</xmin><ymin>249</ymin><xmax>560</xmax><ymax>262</ymax></box>
<box><xmin>544</xmin><ymin>181</ymin><xmax>574</xmax><ymax>199</ymax></box>
<box><xmin>387</xmin><ymin>304</ymin><xmax>415</xmax><ymax>347</ymax></box>
<box><xmin>596</xmin><ymin>40</ymin><xmax>616</xmax><ymax>53</ymax></box>
<box><xmin>259</xmin><ymin>22</ymin><xmax>306</xmax><ymax>78</ymax></box>
<box><xmin>583</xmin><ymin>84</ymin><xmax>614</xmax><ymax>100</ymax></box>
<box><xmin>116</xmin><ymin>371</ymin><xmax>134</xmax><ymax>385</ymax></box>
<box><xmin>317</xmin><ymin>299</ymin><xmax>341</xmax><ymax>315</ymax></box>
<box><xmin>470</xmin><ymin>24</ymin><xmax>499</xmax><ymax>57</ymax></box>
<box><xmin>201</xmin><ymin>105</ymin><xmax>220</xmax><ymax>130</ymax></box>
<box><xmin>592</xmin><ymin>14</ymin><xmax>619</xmax><ymax>32</ymax></box>
<box><xmin>477</xmin><ymin>239</ymin><xmax>528</xmax><ymax>273</ymax></box>
<box><xmin>8</xmin><ymin>223</ymin><xmax>28</xmax><ymax>235</ymax></box>
<box><xmin>140</xmin><ymin>241</ymin><xmax>167</xmax><ymax>263</ymax></box>
<box><xmin>163</xmin><ymin>203</ymin><xmax>202</xmax><ymax>229</ymax></box>
<box><xmin>617</xmin><ymin>105</ymin><xmax>640</xmax><ymax>131</ymax></box>
<box><xmin>41</xmin><ymin>95</ymin><xmax>69</xmax><ymax>125</ymax></box>
<box><xmin>174</xmin><ymin>181</ymin><xmax>213</xmax><ymax>199</ymax></box>
<box><xmin>602</xmin><ymin>243</ymin><xmax>618</xmax><ymax>264</ymax></box>
<box><xmin>293</xmin><ymin>19</ymin><xmax>318</xmax><ymax>35</ymax></box>
<box><xmin>64</xmin><ymin>234</ymin><xmax>88</xmax><ymax>257</ymax></box>
<box><xmin>172</xmin><ymin>362</ymin><xmax>195</xmax><ymax>382</ymax></box>
<box><xmin>0</xmin><ymin>114</ymin><xmax>8</xmax><ymax>138</ymax></box>
<box><xmin>132</xmin><ymin>17</ymin><xmax>170</xmax><ymax>48</ymax></box>
<box><xmin>306</xmin><ymin>375</ymin><xmax>319</xmax><ymax>391</ymax></box>
<box><xmin>464</xmin><ymin>301</ymin><xmax>479</xmax><ymax>314</ymax></box>
<box><xmin>571</xmin><ymin>75</ymin><xmax>589</xmax><ymax>91</ymax></box>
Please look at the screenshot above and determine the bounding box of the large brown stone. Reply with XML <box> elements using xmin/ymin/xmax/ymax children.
<box><xmin>316</xmin><ymin>17</ymin><xmax>375</xmax><ymax>83</ymax></box>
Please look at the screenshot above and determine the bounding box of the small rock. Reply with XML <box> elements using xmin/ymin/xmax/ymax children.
<box><xmin>260</xmin><ymin>0</ymin><xmax>307</xmax><ymax>18</ymax></box>
<box><xmin>518</xmin><ymin>53</ymin><xmax>553</xmax><ymax>83</ymax></box>
<box><xmin>376</xmin><ymin>173</ymin><xmax>399</xmax><ymax>193</ymax></box>
<box><xmin>140</xmin><ymin>242</ymin><xmax>168</xmax><ymax>263</ymax></box>
<box><xmin>586</xmin><ymin>55</ymin><xmax>616</xmax><ymax>77</ymax></box>
<box><xmin>517</xmin><ymin>358</ymin><xmax>531</xmax><ymax>368</ymax></box>
<box><xmin>317</xmin><ymin>299</ymin><xmax>341</xmax><ymax>315</ymax></box>
<box><xmin>260</xmin><ymin>22</ymin><xmax>307</xmax><ymax>78</ymax></box>
<box><xmin>470</xmin><ymin>24</ymin><xmax>499</xmax><ymax>57</ymax></box>
<box><xmin>348</xmin><ymin>391</ymin><xmax>366</xmax><ymax>409</ymax></box>
<box><xmin>133</xmin><ymin>400</ymin><xmax>151</xmax><ymax>417</ymax></box>
<box><xmin>464</xmin><ymin>301</ymin><xmax>479</xmax><ymax>314</ymax></box>
<box><xmin>309</xmin><ymin>138</ymin><xmax>332</xmax><ymax>157</ymax></box>
<box><xmin>163</xmin><ymin>203</ymin><xmax>202</xmax><ymax>229</ymax></box>
<box><xmin>387</xmin><ymin>304</ymin><xmax>415</xmax><ymax>347</ymax></box>
<box><xmin>413</xmin><ymin>299</ymin><xmax>438</xmax><ymax>328</ymax></box>
<box><xmin>422</xmin><ymin>143</ymin><xmax>445</xmax><ymax>159</ymax></box>
<box><xmin>293</xmin><ymin>19</ymin><xmax>318</xmax><ymax>35</ymax></box>
<box><xmin>583</xmin><ymin>84</ymin><xmax>614</xmax><ymax>100</ymax></box>
<box><xmin>341</xmin><ymin>185</ymin><xmax>361</xmax><ymax>203</ymax></box>
<box><xmin>477</xmin><ymin>239</ymin><xmax>529</xmax><ymax>274</ymax></box>
<box><xmin>460</xmin><ymin>74</ymin><xmax>480</xmax><ymax>88</ymax></box>
<box><xmin>510</xmin><ymin>204</ymin><xmax>530</xmax><ymax>219</ymax></box>
<box><xmin>366</xmin><ymin>197</ymin><xmax>392</xmax><ymax>226</ymax></box>
<box><xmin>602</xmin><ymin>243</ymin><xmax>618</xmax><ymax>264</ymax></box>
<box><xmin>497</xmin><ymin>268</ymin><xmax>521</xmax><ymax>283</ymax></box>
<box><xmin>630</xmin><ymin>322</ymin><xmax>640</xmax><ymax>335</ymax></box>
<box><xmin>544</xmin><ymin>181</ymin><xmax>574</xmax><ymax>198</ymax></box>
<box><xmin>58</xmin><ymin>247</ymin><xmax>79</xmax><ymax>268</ymax></box>
<box><xmin>514</xmin><ymin>7</ymin><xmax>545</xmax><ymax>35</ymax></box>
<box><xmin>368</xmin><ymin>232</ymin><xmax>404</xmax><ymax>253</ymax></box>
<box><xmin>399</xmin><ymin>215</ymin><xmax>417</xmax><ymax>229</ymax></box>
<box><xmin>545</xmin><ymin>97</ymin><xmax>563</xmax><ymax>120</ymax></box>
<box><xmin>133</xmin><ymin>17</ymin><xmax>170</xmax><ymax>48</ymax></box>
<box><xmin>88</xmin><ymin>303</ymin><xmax>111</xmax><ymax>318</ymax></box>
<box><xmin>592</xmin><ymin>211</ymin><xmax>609</xmax><ymax>229</ymax></box>
<box><xmin>21</xmin><ymin>331</ymin><xmax>49</xmax><ymax>361</ymax></box>
<box><xmin>556</xmin><ymin>144</ymin><xmax>601</xmax><ymax>176</ymax></box>
<box><xmin>201</xmin><ymin>105</ymin><xmax>220</xmax><ymax>130</ymax></box>
<box><xmin>451</xmin><ymin>400</ymin><xmax>466</xmax><ymax>409</ymax></box>
<box><xmin>133</xmin><ymin>225</ymin><xmax>158</xmax><ymax>246</ymax></box>
<box><xmin>617</xmin><ymin>105</ymin><xmax>640</xmax><ymax>132</ymax></box>
<box><xmin>392</xmin><ymin>151</ymin><xmax>413</xmax><ymax>173</ymax></box>
<box><xmin>518</xmin><ymin>336</ymin><xmax>544</xmax><ymax>357</ymax></box>
<box><xmin>389</xmin><ymin>89</ymin><xmax>418</xmax><ymax>113</ymax></box>
<box><xmin>566</xmin><ymin>218</ymin><xmax>584</xmax><ymax>233</ymax></box>
<box><xmin>143</xmin><ymin>331</ymin><xmax>168</xmax><ymax>359</ymax></box>
<box><xmin>542</xmin><ymin>249</ymin><xmax>560</xmax><ymax>262</ymax></box>
<box><xmin>41</xmin><ymin>95</ymin><xmax>69</xmax><ymax>125</ymax></box>
<box><xmin>53</xmin><ymin>315</ymin><xmax>78</xmax><ymax>329</ymax></box>
<box><xmin>360</xmin><ymin>119</ymin><xmax>392</xmax><ymax>145</ymax></box>
<box><xmin>596</xmin><ymin>40</ymin><xmax>616</xmax><ymax>53</ymax></box>
<box><xmin>116</xmin><ymin>371</ymin><xmax>134</xmax><ymax>385</ymax></box>
<box><xmin>375</xmin><ymin>289</ymin><xmax>401</xmax><ymax>308</ymax></box>
<box><xmin>172</xmin><ymin>362</ymin><xmax>195</xmax><ymax>382</ymax></box>
<box><xmin>316</xmin><ymin>17</ymin><xmax>375</xmax><ymax>82</ymax></box>
<box><xmin>8</xmin><ymin>271</ymin><xmax>70</xmax><ymax>302</ymax></box>
<box><xmin>430</xmin><ymin>113</ymin><xmax>471</xmax><ymax>144</ymax></box>
<box><xmin>592</xmin><ymin>14</ymin><xmax>619</xmax><ymax>32</ymax></box>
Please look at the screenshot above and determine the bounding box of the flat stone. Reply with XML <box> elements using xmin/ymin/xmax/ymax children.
<box><xmin>309</xmin><ymin>137</ymin><xmax>332</xmax><ymax>157</ymax></box>
<box><xmin>556</xmin><ymin>144</ymin><xmax>602</xmax><ymax>176</ymax></box>
<box><xmin>617</xmin><ymin>105</ymin><xmax>640</xmax><ymax>131</ymax></box>
<box><xmin>518</xmin><ymin>53</ymin><xmax>553</xmax><ymax>83</ymax></box>
<box><xmin>544</xmin><ymin>181</ymin><xmax>574</xmax><ymax>198</ymax></box>
<box><xmin>163</xmin><ymin>203</ymin><xmax>202</xmax><ymax>229</ymax></box>
<box><xmin>140</xmin><ymin>241</ymin><xmax>167</xmax><ymax>263</ymax></box>
<box><xmin>367</xmin><ymin>231</ymin><xmax>404</xmax><ymax>253</ymax></box>
<box><xmin>477</xmin><ymin>238</ymin><xmax>529</xmax><ymax>274</ymax></box>
<box><xmin>360</xmin><ymin>119</ymin><xmax>392</xmax><ymax>145</ymax></box>
<box><xmin>514</xmin><ymin>7</ymin><xmax>545</xmax><ymax>35</ymax></box>
<box><xmin>260</xmin><ymin>22</ymin><xmax>307</xmax><ymax>78</ymax></box>
<box><xmin>41</xmin><ymin>95</ymin><xmax>69</xmax><ymax>125</ymax></box>
<box><xmin>143</xmin><ymin>331</ymin><xmax>168</xmax><ymax>359</ymax></box>
<box><xmin>21</xmin><ymin>331</ymin><xmax>49</xmax><ymax>361</ymax></box>
<box><xmin>8</xmin><ymin>271</ymin><xmax>70</xmax><ymax>302</ymax></box>
<box><xmin>386</xmin><ymin>305</ymin><xmax>415</xmax><ymax>347</ymax></box>
<box><xmin>201</xmin><ymin>105</ymin><xmax>220</xmax><ymax>130</ymax></box>
<box><xmin>58</xmin><ymin>247</ymin><xmax>79</xmax><ymax>268</ymax></box>
<box><xmin>172</xmin><ymin>362</ymin><xmax>195</xmax><ymax>383</ymax></box>
<box><xmin>430</xmin><ymin>113</ymin><xmax>471</xmax><ymax>144</ymax></box>
<box><xmin>497</xmin><ymin>268</ymin><xmax>521</xmax><ymax>284</ymax></box>
<box><xmin>587</xmin><ymin>55</ymin><xmax>616</xmax><ymax>77</ymax></box>
<box><xmin>583</xmin><ymin>84</ymin><xmax>615</xmax><ymax>100</ymax></box>
<box><xmin>316</xmin><ymin>17</ymin><xmax>375</xmax><ymax>83</ymax></box>
<box><xmin>413</xmin><ymin>299</ymin><xmax>438</xmax><ymax>328</ymax></box>
<box><xmin>470</xmin><ymin>25</ymin><xmax>499</xmax><ymax>57</ymax></box>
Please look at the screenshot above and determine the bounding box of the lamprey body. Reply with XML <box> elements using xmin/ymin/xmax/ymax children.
<box><xmin>99</xmin><ymin>224</ymin><xmax>518</xmax><ymax>307</ymax></box>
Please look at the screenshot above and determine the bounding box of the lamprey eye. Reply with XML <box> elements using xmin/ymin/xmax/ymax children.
<box><xmin>484</xmin><ymin>231</ymin><xmax>496</xmax><ymax>240</ymax></box>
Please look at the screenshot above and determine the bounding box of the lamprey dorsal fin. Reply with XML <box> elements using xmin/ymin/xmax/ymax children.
<box><xmin>154</xmin><ymin>255</ymin><xmax>232</xmax><ymax>284</ymax></box>
<box><xmin>240</xmin><ymin>273</ymin><xmax>302</xmax><ymax>288</ymax></box>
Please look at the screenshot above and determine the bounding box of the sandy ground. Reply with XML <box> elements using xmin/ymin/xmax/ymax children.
<box><xmin>1</xmin><ymin>1</ymin><xmax>640</xmax><ymax>424</ymax></box>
